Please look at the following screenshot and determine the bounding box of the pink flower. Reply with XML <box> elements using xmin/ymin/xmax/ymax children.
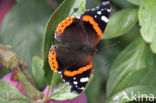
<box><xmin>1</xmin><ymin>73</ymin><xmax>26</xmax><ymax>96</ymax></box>
<box><xmin>43</xmin><ymin>86</ymin><xmax>52</xmax><ymax>96</ymax></box>
<box><xmin>0</xmin><ymin>0</ymin><xmax>15</xmax><ymax>27</ymax></box>
<box><xmin>0</xmin><ymin>62</ymin><xmax>2</xmax><ymax>72</ymax></box>
<box><xmin>1</xmin><ymin>74</ymin><xmax>88</xmax><ymax>103</ymax></box>
<box><xmin>43</xmin><ymin>86</ymin><xmax>88</xmax><ymax>103</ymax></box>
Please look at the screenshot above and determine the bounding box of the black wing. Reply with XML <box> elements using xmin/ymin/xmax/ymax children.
<box><xmin>62</xmin><ymin>68</ymin><xmax>92</xmax><ymax>94</ymax></box>
<box><xmin>55</xmin><ymin>2</ymin><xmax>111</xmax><ymax>46</ymax></box>
<box><xmin>81</xmin><ymin>1</ymin><xmax>111</xmax><ymax>33</ymax></box>
<box><xmin>48</xmin><ymin>45</ymin><xmax>93</xmax><ymax>94</ymax></box>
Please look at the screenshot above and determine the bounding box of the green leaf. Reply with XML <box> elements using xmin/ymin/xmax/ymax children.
<box><xmin>119</xmin><ymin>24</ymin><xmax>140</xmax><ymax>46</ymax></box>
<box><xmin>50</xmin><ymin>72</ymin><xmax>62</xmax><ymax>86</ymax></box>
<box><xmin>32</xmin><ymin>56</ymin><xmax>46</xmax><ymax>89</ymax></box>
<box><xmin>43</xmin><ymin>0</ymin><xmax>86</xmax><ymax>84</ymax></box>
<box><xmin>102</xmin><ymin>8</ymin><xmax>138</xmax><ymax>39</ymax></box>
<box><xmin>107</xmin><ymin>84</ymin><xmax>156</xmax><ymax>103</ymax></box>
<box><xmin>106</xmin><ymin>38</ymin><xmax>156</xmax><ymax>102</ymax></box>
<box><xmin>49</xmin><ymin>83</ymin><xmax>78</xmax><ymax>100</ymax></box>
<box><xmin>86</xmin><ymin>59</ymin><xmax>101</xmax><ymax>103</ymax></box>
<box><xmin>138</xmin><ymin>0</ymin><xmax>156</xmax><ymax>53</ymax></box>
<box><xmin>85</xmin><ymin>0</ymin><xmax>100</xmax><ymax>9</ymax></box>
<box><xmin>0</xmin><ymin>67</ymin><xmax>10</xmax><ymax>78</ymax></box>
<box><xmin>49</xmin><ymin>74</ymin><xmax>93</xmax><ymax>100</ymax></box>
<box><xmin>128</xmin><ymin>0</ymin><xmax>142</xmax><ymax>6</ymax></box>
<box><xmin>0</xmin><ymin>0</ymin><xmax>51</xmax><ymax>68</ymax></box>
<box><xmin>111</xmin><ymin>0</ymin><xmax>131</xmax><ymax>8</ymax></box>
<box><xmin>0</xmin><ymin>80</ymin><xmax>29</xmax><ymax>103</ymax></box>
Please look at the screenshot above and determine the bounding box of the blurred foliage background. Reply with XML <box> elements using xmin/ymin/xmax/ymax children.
<box><xmin>0</xmin><ymin>0</ymin><xmax>156</xmax><ymax>103</ymax></box>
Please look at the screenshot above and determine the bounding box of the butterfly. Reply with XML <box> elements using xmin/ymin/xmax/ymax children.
<box><xmin>48</xmin><ymin>1</ymin><xmax>111</xmax><ymax>94</ymax></box>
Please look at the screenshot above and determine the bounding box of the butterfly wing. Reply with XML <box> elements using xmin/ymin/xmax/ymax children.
<box><xmin>55</xmin><ymin>17</ymin><xmax>89</xmax><ymax>44</ymax></box>
<box><xmin>49</xmin><ymin>1</ymin><xmax>111</xmax><ymax>94</ymax></box>
<box><xmin>48</xmin><ymin>45</ymin><xmax>93</xmax><ymax>94</ymax></box>
<box><xmin>81</xmin><ymin>1</ymin><xmax>111</xmax><ymax>45</ymax></box>
<box><xmin>62</xmin><ymin>67</ymin><xmax>92</xmax><ymax>94</ymax></box>
<box><xmin>55</xmin><ymin>2</ymin><xmax>111</xmax><ymax>46</ymax></box>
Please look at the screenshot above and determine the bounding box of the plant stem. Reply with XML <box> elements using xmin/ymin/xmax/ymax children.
<box><xmin>0</xmin><ymin>44</ymin><xmax>43</xmax><ymax>99</ymax></box>
<box><xmin>41</xmin><ymin>86</ymin><xmax>51</xmax><ymax>103</ymax></box>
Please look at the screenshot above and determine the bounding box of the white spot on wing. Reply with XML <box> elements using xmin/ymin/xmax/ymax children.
<box><xmin>58</xmin><ymin>71</ymin><xmax>61</xmax><ymax>73</ymax></box>
<box><xmin>97</xmin><ymin>11</ymin><xmax>102</xmax><ymax>15</ymax></box>
<box><xmin>107</xmin><ymin>9</ymin><xmax>111</xmax><ymax>12</ymax></box>
<box><xmin>91</xmin><ymin>8</ymin><xmax>95</xmax><ymax>11</ymax></box>
<box><xmin>55</xmin><ymin>33</ymin><xmax>57</xmax><ymax>39</ymax></box>
<box><xmin>95</xmin><ymin>15</ymin><xmax>97</xmax><ymax>18</ymax></box>
<box><xmin>80</xmin><ymin>87</ymin><xmax>85</xmax><ymax>90</ymax></box>
<box><xmin>97</xmin><ymin>6</ymin><xmax>100</xmax><ymax>9</ymax></box>
<box><xmin>73</xmin><ymin>81</ymin><xmax>78</xmax><ymax>85</ymax></box>
<box><xmin>80</xmin><ymin>77</ymin><xmax>89</xmax><ymax>83</ymax></box>
<box><xmin>66</xmin><ymin>82</ymin><xmax>69</xmax><ymax>85</ymax></box>
<box><xmin>101</xmin><ymin>16</ymin><xmax>108</xmax><ymax>22</ymax></box>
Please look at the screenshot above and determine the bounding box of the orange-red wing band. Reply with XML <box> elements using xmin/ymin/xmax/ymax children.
<box><xmin>82</xmin><ymin>15</ymin><xmax>103</xmax><ymax>37</ymax></box>
<box><xmin>55</xmin><ymin>17</ymin><xmax>77</xmax><ymax>37</ymax></box>
<box><xmin>48</xmin><ymin>46</ymin><xmax>59</xmax><ymax>72</ymax></box>
<box><xmin>64</xmin><ymin>62</ymin><xmax>93</xmax><ymax>77</ymax></box>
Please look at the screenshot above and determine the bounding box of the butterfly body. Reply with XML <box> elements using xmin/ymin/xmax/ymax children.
<box><xmin>48</xmin><ymin>1</ymin><xmax>111</xmax><ymax>94</ymax></box>
<box><xmin>64</xmin><ymin>43</ymin><xmax>97</xmax><ymax>55</ymax></box>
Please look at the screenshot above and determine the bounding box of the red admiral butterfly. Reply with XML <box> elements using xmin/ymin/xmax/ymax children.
<box><xmin>48</xmin><ymin>1</ymin><xmax>111</xmax><ymax>94</ymax></box>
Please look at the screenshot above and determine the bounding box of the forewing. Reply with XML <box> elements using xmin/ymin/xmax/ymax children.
<box><xmin>81</xmin><ymin>1</ymin><xmax>111</xmax><ymax>45</ymax></box>
<box><xmin>55</xmin><ymin>17</ymin><xmax>89</xmax><ymax>44</ymax></box>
